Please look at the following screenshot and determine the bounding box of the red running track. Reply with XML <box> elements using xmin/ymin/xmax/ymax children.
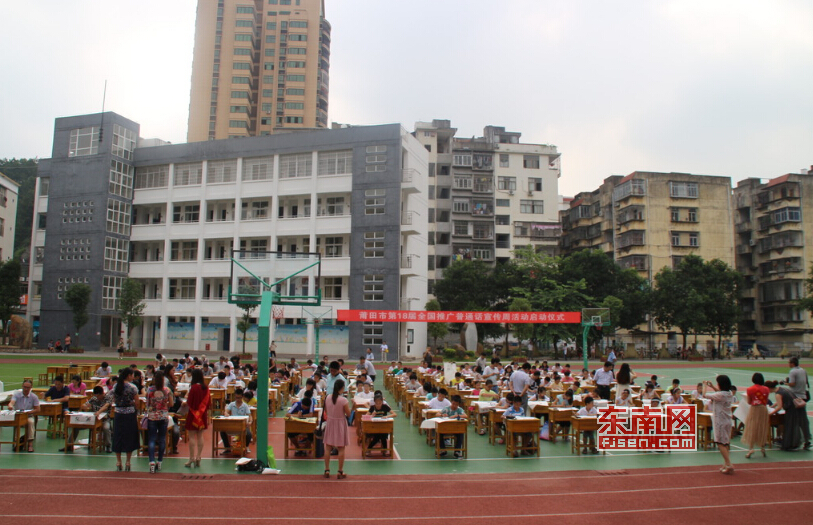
<box><xmin>1</xmin><ymin>462</ymin><xmax>812</xmax><ymax>524</ymax></box>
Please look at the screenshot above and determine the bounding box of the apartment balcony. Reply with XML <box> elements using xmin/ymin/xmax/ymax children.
<box><xmin>402</xmin><ymin>169</ymin><xmax>419</xmax><ymax>194</ymax></box>
<box><xmin>735</xmin><ymin>221</ymin><xmax>752</xmax><ymax>233</ymax></box>
<box><xmin>401</xmin><ymin>211</ymin><xmax>419</xmax><ymax>235</ymax></box>
<box><xmin>400</xmin><ymin>254</ymin><xmax>420</xmax><ymax>277</ymax></box>
<box><xmin>736</xmin><ymin>244</ymin><xmax>752</xmax><ymax>254</ymax></box>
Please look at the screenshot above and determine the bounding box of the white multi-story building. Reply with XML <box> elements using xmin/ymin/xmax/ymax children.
<box><xmin>29</xmin><ymin>112</ymin><xmax>428</xmax><ymax>357</ymax></box>
<box><xmin>0</xmin><ymin>172</ymin><xmax>19</xmax><ymax>262</ymax></box>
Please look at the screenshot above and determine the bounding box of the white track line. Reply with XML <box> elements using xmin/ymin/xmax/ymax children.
<box><xmin>1</xmin><ymin>463</ymin><xmax>811</xmax><ymax>484</ymax></box>
<box><xmin>3</xmin><ymin>479</ymin><xmax>813</xmax><ymax>500</ymax></box>
<box><xmin>4</xmin><ymin>499</ymin><xmax>813</xmax><ymax>521</ymax></box>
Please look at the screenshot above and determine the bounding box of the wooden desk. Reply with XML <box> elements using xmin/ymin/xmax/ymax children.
<box><xmin>283</xmin><ymin>417</ymin><xmax>317</xmax><ymax>458</ymax></box>
<box><xmin>697</xmin><ymin>412</ymin><xmax>714</xmax><ymax>450</ymax></box>
<box><xmin>435</xmin><ymin>419</ymin><xmax>468</xmax><ymax>458</ymax></box>
<box><xmin>212</xmin><ymin>416</ymin><xmax>249</xmax><ymax>456</ymax></box>
<box><xmin>360</xmin><ymin>418</ymin><xmax>394</xmax><ymax>458</ymax></box>
<box><xmin>64</xmin><ymin>412</ymin><xmax>105</xmax><ymax>453</ymax></box>
<box><xmin>549</xmin><ymin>407</ymin><xmax>575</xmax><ymax>443</ymax></box>
<box><xmin>571</xmin><ymin>416</ymin><xmax>600</xmax><ymax>455</ymax></box>
<box><xmin>38</xmin><ymin>401</ymin><xmax>63</xmax><ymax>438</ymax></box>
<box><xmin>0</xmin><ymin>411</ymin><xmax>31</xmax><ymax>452</ymax></box>
<box><xmin>505</xmin><ymin>417</ymin><xmax>540</xmax><ymax>457</ymax></box>
<box><xmin>68</xmin><ymin>395</ymin><xmax>89</xmax><ymax>411</ymax></box>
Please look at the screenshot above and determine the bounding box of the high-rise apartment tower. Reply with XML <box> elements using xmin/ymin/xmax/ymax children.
<box><xmin>188</xmin><ymin>0</ymin><xmax>330</xmax><ymax>141</ymax></box>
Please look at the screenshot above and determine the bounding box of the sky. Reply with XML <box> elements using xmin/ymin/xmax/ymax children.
<box><xmin>0</xmin><ymin>0</ymin><xmax>811</xmax><ymax>196</ymax></box>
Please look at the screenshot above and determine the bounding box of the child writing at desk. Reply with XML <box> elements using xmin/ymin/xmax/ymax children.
<box><xmin>365</xmin><ymin>392</ymin><xmax>396</xmax><ymax>456</ymax></box>
<box><xmin>287</xmin><ymin>396</ymin><xmax>316</xmax><ymax>456</ymax></box>
<box><xmin>439</xmin><ymin>395</ymin><xmax>467</xmax><ymax>458</ymax></box>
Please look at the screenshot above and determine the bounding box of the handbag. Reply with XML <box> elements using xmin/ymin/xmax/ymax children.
<box><xmin>793</xmin><ymin>397</ymin><xmax>807</xmax><ymax>409</ymax></box>
<box><xmin>140</xmin><ymin>416</ymin><xmax>149</xmax><ymax>430</ymax></box>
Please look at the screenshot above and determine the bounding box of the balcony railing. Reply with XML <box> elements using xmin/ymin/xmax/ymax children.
<box><xmin>401</xmin><ymin>254</ymin><xmax>417</xmax><ymax>269</ymax></box>
<box><xmin>401</xmin><ymin>211</ymin><xmax>414</xmax><ymax>226</ymax></box>
<box><xmin>402</xmin><ymin>168</ymin><xmax>418</xmax><ymax>184</ymax></box>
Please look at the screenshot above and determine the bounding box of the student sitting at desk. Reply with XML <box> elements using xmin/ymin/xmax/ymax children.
<box><xmin>641</xmin><ymin>383</ymin><xmax>659</xmax><ymax>400</ymax></box>
<box><xmin>46</xmin><ymin>375</ymin><xmax>71</xmax><ymax>413</ymax></box>
<box><xmin>8</xmin><ymin>379</ymin><xmax>40</xmax><ymax>452</ymax></box>
<box><xmin>219</xmin><ymin>388</ymin><xmax>252</xmax><ymax>456</ymax></box>
<box><xmin>439</xmin><ymin>395</ymin><xmax>467</xmax><ymax>458</ymax></box>
<box><xmin>287</xmin><ymin>396</ymin><xmax>316</xmax><ymax>456</ymax></box>
<box><xmin>451</xmin><ymin>372</ymin><xmax>465</xmax><ymax>387</ymax></box>
<box><xmin>504</xmin><ymin>395</ymin><xmax>534</xmax><ymax>456</ymax></box>
<box><xmin>427</xmin><ymin>388</ymin><xmax>451</xmax><ymax>411</ymax></box>
<box><xmin>209</xmin><ymin>371</ymin><xmax>229</xmax><ymax>389</ymax></box>
<box><xmin>665</xmin><ymin>387</ymin><xmax>684</xmax><ymax>405</ymax></box>
<box><xmin>415</xmin><ymin>381</ymin><xmax>431</xmax><ymax>397</ymax></box>
<box><xmin>426</xmin><ymin>386</ymin><xmax>438</xmax><ymax>402</ymax></box>
<box><xmin>615</xmin><ymin>388</ymin><xmax>634</xmax><ymax>407</ymax></box>
<box><xmin>405</xmin><ymin>373</ymin><xmax>421</xmax><ymax>391</ymax></box>
<box><xmin>690</xmin><ymin>382</ymin><xmax>704</xmax><ymax>400</ymax></box>
<box><xmin>96</xmin><ymin>362</ymin><xmax>113</xmax><ymax>378</ymax></box>
<box><xmin>577</xmin><ymin>396</ymin><xmax>599</xmax><ymax>454</ymax></box>
<box><xmin>355</xmin><ymin>382</ymin><xmax>375</xmax><ymax>405</ymax></box>
<box><xmin>366</xmin><ymin>392</ymin><xmax>396</xmax><ymax>456</ymax></box>
<box><xmin>478</xmin><ymin>380</ymin><xmax>500</xmax><ymax>401</ymax></box>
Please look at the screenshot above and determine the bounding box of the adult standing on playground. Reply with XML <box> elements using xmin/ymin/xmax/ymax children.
<box><xmin>743</xmin><ymin>373</ymin><xmax>770</xmax><ymax>458</ymax></box>
<box><xmin>593</xmin><ymin>362</ymin><xmax>615</xmax><ymax>400</ymax></box>
<box><xmin>325</xmin><ymin>361</ymin><xmax>345</xmax><ymax>395</ymax></box>
<box><xmin>509</xmin><ymin>362</ymin><xmax>533</xmax><ymax>413</ymax></box>
<box><xmin>145</xmin><ymin>371</ymin><xmax>174</xmax><ymax>473</ymax></box>
<box><xmin>64</xmin><ymin>334</ymin><xmax>72</xmax><ymax>353</ymax></box>
<box><xmin>380</xmin><ymin>340</ymin><xmax>389</xmax><ymax>361</ymax></box>
<box><xmin>357</xmin><ymin>355</ymin><xmax>376</xmax><ymax>383</ymax></box>
<box><xmin>703</xmin><ymin>375</ymin><xmax>735</xmax><ymax>474</ymax></box>
<box><xmin>185</xmin><ymin>368</ymin><xmax>211</xmax><ymax>467</ymax></box>
<box><xmin>614</xmin><ymin>363</ymin><xmax>637</xmax><ymax>401</ymax></box>
<box><xmin>323</xmin><ymin>379</ymin><xmax>350</xmax><ymax>479</ymax></box>
<box><xmin>767</xmin><ymin>380</ymin><xmax>805</xmax><ymax>450</ymax></box>
<box><xmin>786</xmin><ymin>357</ymin><xmax>811</xmax><ymax>449</ymax></box>
<box><xmin>111</xmin><ymin>368</ymin><xmax>139</xmax><ymax>471</ymax></box>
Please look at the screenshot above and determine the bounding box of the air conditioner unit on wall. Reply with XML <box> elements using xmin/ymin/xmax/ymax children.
<box><xmin>749</xmin><ymin>240</ymin><xmax>756</xmax><ymax>246</ymax></box>
<box><xmin>508</xmin><ymin>190</ymin><xmax>514</xmax><ymax>195</ymax></box>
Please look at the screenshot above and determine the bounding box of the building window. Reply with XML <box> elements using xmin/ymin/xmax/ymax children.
<box><xmin>233</xmin><ymin>62</ymin><xmax>251</xmax><ymax>70</ymax></box>
<box><xmin>454</xmin><ymin>175</ymin><xmax>472</xmax><ymax>190</ymax></box>
<box><xmin>102</xmin><ymin>276</ymin><xmax>124</xmax><ymax>310</ymax></box>
<box><xmin>232</xmin><ymin>76</ymin><xmax>251</xmax><ymax>84</ymax></box>
<box><xmin>318</xmin><ymin>150</ymin><xmax>352</xmax><ymax>176</ymax></box>
<box><xmin>104</xmin><ymin>237</ymin><xmax>129</xmax><ymax>273</ymax></box>
<box><xmin>170</xmin><ymin>241</ymin><xmax>198</xmax><ymax>261</ymax></box>
<box><xmin>109</xmin><ymin>160</ymin><xmax>134</xmax><ymax>199</ymax></box>
<box><xmin>235</xmin><ymin>34</ymin><xmax>253</xmax><ymax>42</ymax></box>
<box><xmin>231</xmin><ymin>90</ymin><xmax>250</xmax><ymax>98</ymax></box>
<box><xmin>499</xmin><ymin>154</ymin><xmax>509</xmax><ymax>168</ymax></box>
<box><xmin>206</xmin><ymin>159</ymin><xmax>238</xmax><ymax>183</ymax></box>
<box><xmin>498</xmin><ymin>176</ymin><xmax>516</xmax><ymax>191</ymax></box>
<box><xmin>241</xmin><ymin>200</ymin><xmax>269</xmax><ymax>220</ymax></box>
<box><xmin>472</xmin><ymin>248</ymin><xmax>493</xmax><ymax>260</ymax></box>
<box><xmin>688</xmin><ymin>208</ymin><xmax>698</xmax><ymax>222</ymax></box>
<box><xmin>528</xmin><ymin>178</ymin><xmax>543</xmax><ymax>192</ymax></box>
<box><xmin>236</xmin><ymin>19</ymin><xmax>253</xmax><ymax>27</ymax></box>
<box><xmin>496</xmin><ymin>214</ymin><xmax>510</xmax><ymax>225</ymax></box>
<box><xmin>234</xmin><ymin>48</ymin><xmax>252</xmax><ymax>56</ymax></box>
<box><xmin>135</xmin><ymin>165</ymin><xmax>168</xmax><ymax>189</ymax></box>
<box><xmin>39</xmin><ymin>178</ymin><xmax>50</xmax><ymax>196</ymax></box>
<box><xmin>363</xmin><ymin>274</ymin><xmax>384</xmax><ymax>301</ymax></box>
<box><xmin>689</xmin><ymin>232</ymin><xmax>699</xmax><ymax>247</ymax></box>
<box><xmin>285</xmin><ymin>102</ymin><xmax>304</xmax><ymax>109</ymax></box>
<box><xmin>363</xmin><ymin>231</ymin><xmax>384</xmax><ymax>258</ymax></box>
<box><xmin>106</xmin><ymin>199</ymin><xmax>131</xmax><ymax>236</ymax></box>
<box><xmin>279</xmin><ymin>153</ymin><xmax>312</xmax><ymax>178</ymax></box>
<box><xmin>229</xmin><ymin>120</ymin><xmax>248</xmax><ymax>128</ymax></box>
<box><xmin>496</xmin><ymin>199</ymin><xmax>510</xmax><ymax>207</ymax></box>
<box><xmin>236</xmin><ymin>6</ymin><xmax>254</xmax><ymax>13</ymax></box>
<box><xmin>242</xmin><ymin>156</ymin><xmax>273</xmax><ymax>181</ymax></box>
<box><xmin>523</xmin><ymin>155</ymin><xmax>540</xmax><ymax>169</ymax></box>
<box><xmin>111</xmin><ymin>124</ymin><xmax>136</xmax><ymax>160</ymax></box>
<box><xmin>669</xmin><ymin>181</ymin><xmax>699</xmax><ymax>198</ymax></box>
<box><xmin>289</xmin><ymin>20</ymin><xmax>307</xmax><ymax>27</ymax></box>
<box><xmin>454</xmin><ymin>221</ymin><xmax>469</xmax><ymax>236</ymax></box>
<box><xmin>169</xmin><ymin>278</ymin><xmax>196</xmax><ymax>300</ymax></box>
<box><xmin>453</xmin><ymin>154</ymin><xmax>472</xmax><ymax>166</ymax></box>
<box><xmin>287</xmin><ymin>74</ymin><xmax>305</xmax><ymax>81</ymax></box>
<box><xmin>671</xmin><ymin>208</ymin><xmax>680</xmax><ymax>222</ymax></box>
<box><xmin>173</xmin><ymin>204</ymin><xmax>200</xmax><ymax>223</ymax></box>
<box><xmin>174</xmin><ymin>163</ymin><xmax>202</xmax><ymax>186</ymax></box>
<box><xmin>68</xmin><ymin>126</ymin><xmax>99</xmax><ymax>157</ymax></box>
<box><xmin>285</xmin><ymin>116</ymin><xmax>304</xmax><ymax>124</ymax></box>
<box><xmin>288</xmin><ymin>47</ymin><xmax>307</xmax><ymax>55</ymax></box>
<box><xmin>453</xmin><ymin>199</ymin><xmax>470</xmax><ymax>213</ymax></box>
<box><xmin>288</xmin><ymin>34</ymin><xmax>307</xmax><ymax>41</ymax></box>
<box><xmin>520</xmin><ymin>200</ymin><xmax>544</xmax><ymax>214</ymax></box>
<box><xmin>323</xmin><ymin>277</ymin><xmax>342</xmax><ymax>299</ymax></box>
<box><xmin>773</xmin><ymin>207</ymin><xmax>801</xmax><ymax>225</ymax></box>
<box><xmin>672</xmin><ymin>232</ymin><xmax>681</xmax><ymax>246</ymax></box>
<box><xmin>324</xmin><ymin>236</ymin><xmax>343</xmax><ymax>257</ymax></box>
<box><xmin>362</xmin><ymin>321</ymin><xmax>383</xmax><ymax>345</ymax></box>
<box><xmin>286</xmin><ymin>88</ymin><xmax>305</xmax><ymax>95</ymax></box>
<box><xmin>366</xmin><ymin>155</ymin><xmax>386</xmax><ymax>164</ymax></box>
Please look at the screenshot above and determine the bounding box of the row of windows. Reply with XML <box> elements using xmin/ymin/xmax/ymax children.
<box><xmin>105</xmin><ymin>237</ymin><xmax>129</xmax><ymax>273</ymax></box>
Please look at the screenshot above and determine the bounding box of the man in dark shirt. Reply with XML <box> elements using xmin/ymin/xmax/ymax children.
<box><xmin>46</xmin><ymin>375</ymin><xmax>71</xmax><ymax>412</ymax></box>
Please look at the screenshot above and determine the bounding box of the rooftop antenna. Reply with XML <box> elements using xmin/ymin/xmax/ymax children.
<box><xmin>99</xmin><ymin>80</ymin><xmax>107</xmax><ymax>143</ymax></box>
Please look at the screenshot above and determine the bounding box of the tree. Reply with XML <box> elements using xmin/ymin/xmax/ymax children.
<box><xmin>117</xmin><ymin>278</ymin><xmax>146</xmax><ymax>347</ymax></box>
<box><xmin>652</xmin><ymin>255</ymin><xmax>707</xmax><ymax>351</ymax></box>
<box><xmin>798</xmin><ymin>263</ymin><xmax>813</xmax><ymax>315</ymax></box>
<box><xmin>433</xmin><ymin>259</ymin><xmax>504</xmax><ymax>342</ymax></box>
<box><xmin>704</xmin><ymin>259</ymin><xmax>742</xmax><ymax>355</ymax></box>
<box><xmin>0</xmin><ymin>259</ymin><xmax>21</xmax><ymax>343</ymax></box>
<box><xmin>509</xmin><ymin>297</ymin><xmax>533</xmax><ymax>352</ymax></box>
<box><xmin>235</xmin><ymin>287</ymin><xmax>257</xmax><ymax>354</ymax></box>
<box><xmin>64</xmin><ymin>283</ymin><xmax>92</xmax><ymax>345</ymax></box>
<box><xmin>425</xmin><ymin>299</ymin><xmax>448</xmax><ymax>350</ymax></box>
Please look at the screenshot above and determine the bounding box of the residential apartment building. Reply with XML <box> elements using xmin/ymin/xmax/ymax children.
<box><xmin>188</xmin><ymin>0</ymin><xmax>330</xmax><ymax>141</ymax></box>
<box><xmin>733</xmin><ymin>169</ymin><xmax>813</xmax><ymax>349</ymax></box>
<box><xmin>0</xmin><ymin>172</ymin><xmax>19</xmax><ymax>262</ymax></box>
<box><xmin>29</xmin><ymin>112</ymin><xmax>429</xmax><ymax>357</ymax></box>
<box><xmin>413</xmin><ymin>120</ymin><xmax>561</xmax><ymax>293</ymax></box>
<box><xmin>561</xmin><ymin>171</ymin><xmax>735</xmax><ymax>350</ymax></box>
<box><xmin>561</xmin><ymin>171</ymin><xmax>735</xmax><ymax>275</ymax></box>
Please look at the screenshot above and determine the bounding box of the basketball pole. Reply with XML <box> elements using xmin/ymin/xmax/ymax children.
<box><xmin>256</xmin><ymin>290</ymin><xmax>272</xmax><ymax>465</ymax></box>
<box><xmin>582</xmin><ymin>324</ymin><xmax>590</xmax><ymax>372</ymax></box>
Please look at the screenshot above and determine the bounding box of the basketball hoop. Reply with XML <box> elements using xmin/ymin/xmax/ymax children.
<box><xmin>272</xmin><ymin>306</ymin><xmax>285</xmax><ymax>320</ymax></box>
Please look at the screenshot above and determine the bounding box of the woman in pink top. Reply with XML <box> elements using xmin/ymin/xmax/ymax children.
<box><xmin>68</xmin><ymin>374</ymin><xmax>87</xmax><ymax>395</ymax></box>
<box><xmin>743</xmin><ymin>372</ymin><xmax>770</xmax><ymax>459</ymax></box>
<box><xmin>323</xmin><ymin>379</ymin><xmax>350</xmax><ymax>479</ymax></box>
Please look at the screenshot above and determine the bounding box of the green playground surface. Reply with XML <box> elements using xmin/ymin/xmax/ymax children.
<box><xmin>2</xmin><ymin>357</ymin><xmax>811</xmax><ymax>476</ymax></box>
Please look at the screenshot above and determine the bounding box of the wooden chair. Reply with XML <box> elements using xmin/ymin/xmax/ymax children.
<box><xmin>209</xmin><ymin>388</ymin><xmax>226</xmax><ymax>416</ymax></box>
<box><xmin>435</xmin><ymin>419</ymin><xmax>467</xmax><ymax>458</ymax></box>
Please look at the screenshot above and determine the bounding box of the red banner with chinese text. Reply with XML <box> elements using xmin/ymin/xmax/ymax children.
<box><xmin>337</xmin><ymin>310</ymin><xmax>581</xmax><ymax>323</ymax></box>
